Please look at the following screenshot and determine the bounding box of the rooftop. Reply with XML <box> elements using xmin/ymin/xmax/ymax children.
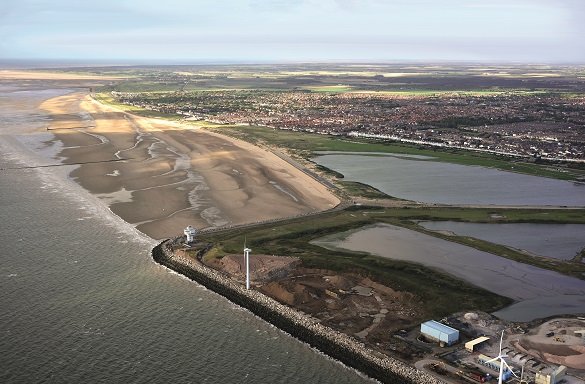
<box><xmin>422</xmin><ymin>320</ymin><xmax>459</xmax><ymax>334</ymax></box>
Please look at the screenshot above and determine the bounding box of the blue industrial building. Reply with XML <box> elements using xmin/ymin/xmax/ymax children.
<box><xmin>477</xmin><ymin>354</ymin><xmax>512</xmax><ymax>381</ymax></box>
<box><xmin>420</xmin><ymin>320</ymin><xmax>459</xmax><ymax>346</ymax></box>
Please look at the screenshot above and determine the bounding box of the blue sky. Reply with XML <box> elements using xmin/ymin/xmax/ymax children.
<box><xmin>1</xmin><ymin>0</ymin><xmax>583</xmax><ymax>63</ymax></box>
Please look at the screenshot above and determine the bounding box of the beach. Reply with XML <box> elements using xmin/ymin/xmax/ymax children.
<box><xmin>11</xmin><ymin>72</ymin><xmax>340</xmax><ymax>239</ymax></box>
<box><xmin>0</xmin><ymin>73</ymin><xmax>367</xmax><ymax>384</ymax></box>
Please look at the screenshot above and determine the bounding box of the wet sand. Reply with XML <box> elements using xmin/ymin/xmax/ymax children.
<box><xmin>38</xmin><ymin>90</ymin><xmax>339</xmax><ymax>239</ymax></box>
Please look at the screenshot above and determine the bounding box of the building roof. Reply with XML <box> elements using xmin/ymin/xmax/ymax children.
<box><xmin>537</xmin><ymin>365</ymin><xmax>567</xmax><ymax>376</ymax></box>
<box><xmin>422</xmin><ymin>320</ymin><xmax>459</xmax><ymax>335</ymax></box>
<box><xmin>465</xmin><ymin>336</ymin><xmax>490</xmax><ymax>349</ymax></box>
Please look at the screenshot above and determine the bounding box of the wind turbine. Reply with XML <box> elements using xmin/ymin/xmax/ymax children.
<box><xmin>486</xmin><ymin>330</ymin><xmax>518</xmax><ymax>384</ymax></box>
<box><xmin>244</xmin><ymin>239</ymin><xmax>251</xmax><ymax>290</ymax></box>
<box><xmin>519</xmin><ymin>363</ymin><xmax>527</xmax><ymax>384</ymax></box>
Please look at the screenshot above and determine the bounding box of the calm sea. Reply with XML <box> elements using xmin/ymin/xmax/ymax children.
<box><xmin>0</xmin><ymin>85</ymin><xmax>373</xmax><ymax>383</ymax></box>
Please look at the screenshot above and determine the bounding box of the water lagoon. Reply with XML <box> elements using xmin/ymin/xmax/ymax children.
<box><xmin>419</xmin><ymin>221</ymin><xmax>585</xmax><ymax>261</ymax></box>
<box><xmin>493</xmin><ymin>295</ymin><xmax>585</xmax><ymax>322</ymax></box>
<box><xmin>312</xmin><ymin>223</ymin><xmax>585</xmax><ymax>321</ymax></box>
<box><xmin>313</xmin><ymin>153</ymin><xmax>585</xmax><ymax>206</ymax></box>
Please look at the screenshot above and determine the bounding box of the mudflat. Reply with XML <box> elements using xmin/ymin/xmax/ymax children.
<box><xmin>39</xmin><ymin>90</ymin><xmax>339</xmax><ymax>239</ymax></box>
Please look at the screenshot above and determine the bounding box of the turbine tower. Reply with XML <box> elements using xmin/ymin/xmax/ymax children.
<box><xmin>486</xmin><ymin>330</ymin><xmax>518</xmax><ymax>384</ymax></box>
<box><xmin>244</xmin><ymin>245</ymin><xmax>251</xmax><ymax>290</ymax></box>
<box><xmin>520</xmin><ymin>363</ymin><xmax>527</xmax><ymax>384</ymax></box>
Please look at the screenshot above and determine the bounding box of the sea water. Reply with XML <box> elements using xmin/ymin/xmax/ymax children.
<box><xmin>0</xmin><ymin>85</ymin><xmax>373</xmax><ymax>383</ymax></box>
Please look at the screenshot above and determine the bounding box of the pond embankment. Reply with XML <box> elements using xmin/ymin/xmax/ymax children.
<box><xmin>152</xmin><ymin>239</ymin><xmax>443</xmax><ymax>384</ymax></box>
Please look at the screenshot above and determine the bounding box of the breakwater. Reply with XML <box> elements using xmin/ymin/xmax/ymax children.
<box><xmin>152</xmin><ymin>240</ymin><xmax>444</xmax><ymax>384</ymax></box>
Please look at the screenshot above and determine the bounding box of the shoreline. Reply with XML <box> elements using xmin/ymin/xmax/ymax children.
<box><xmin>36</xmin><ymin>90</ymin><xmax>339</xmax><ymax>239</ymax></box>
<box><xmin>151</xmin><ymin>238</ymin><xmax>443</xmax><ymax>384</ymax></box>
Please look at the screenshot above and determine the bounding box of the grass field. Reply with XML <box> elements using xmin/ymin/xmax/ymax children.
<box><xmin>302</xmin><ymin>85</ymin><xmax>355</xmax><ymax>93</ymax></box>
<box><xmin>337</xmin><ymin>181</ymin><xmax>394</xmax><ymax>199</ymax></box>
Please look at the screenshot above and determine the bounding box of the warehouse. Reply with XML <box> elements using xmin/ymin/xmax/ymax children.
<box><xmin>535</xmin><ymin>365</ymin><xmax>567</xmax><ymax>384</ymax></box>
<box><xmin>420</xmin><ymin>320</ymin><xmax>459</xmax><ymax>346</ymax></box>
<box><xmin>465</xmin><ymin>336</ymin><xmax>490</xmax><ymax>352</ymax></box>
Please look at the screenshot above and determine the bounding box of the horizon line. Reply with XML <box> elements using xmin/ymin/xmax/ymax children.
<box><xmin>2</xmin><ymin>58</ymin><xmax>585</xmax><ymax>70</ymax></box>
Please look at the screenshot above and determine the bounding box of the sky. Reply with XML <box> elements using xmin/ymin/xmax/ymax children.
<box><xmin>1</xmin><ymin>0</ymin><xmax>584</xmax><ymax>63</ymax></box>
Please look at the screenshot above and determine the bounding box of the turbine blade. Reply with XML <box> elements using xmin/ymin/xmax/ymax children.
<box><xmin>485</xmin><ymin>357</ymin><xmax>499</xmax><ymax>364</ymax></box>
<box><xmin>502</xmin><ymin>359</ymin><xmax>518</xmax><ymax>378</ymax></box>
<box><xmin>499</xmin><ymin>330</ymin><xmax>504</xmax><ymax>353</ymax></box>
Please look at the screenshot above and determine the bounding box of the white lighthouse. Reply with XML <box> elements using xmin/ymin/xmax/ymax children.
<box><xmin>184</xmin><ymin>226</ymin><xmax>197</xmax><ymax>244</ymax></box>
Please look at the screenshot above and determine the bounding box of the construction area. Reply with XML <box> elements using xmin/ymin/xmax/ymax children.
<box><xmin>206</xmin><ymin>253</ymin><xmax>426</xmax><ymax>356</ymax></box>
<box><xmin>510</xmin><ymin>318</ymin><xmax>585</xmax><ymax>371</ymax></box>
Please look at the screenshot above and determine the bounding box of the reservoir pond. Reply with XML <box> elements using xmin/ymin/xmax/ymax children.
<box><xmin>313</xmin><ymin>153</ymin><xmax>585</xmax><ymax>206</ymax></box>
<box><xmin>312</xmin><ymin>223</ymin><xmax>585</xmax><ymax>322</ymax></box>
<box><xmin>418</xmin><ymin>221</ymin><xmax>585</xmax><ymax>261</ymax></box>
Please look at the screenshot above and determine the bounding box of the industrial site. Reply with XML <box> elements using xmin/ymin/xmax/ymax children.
<box><xmin>178</xmin><ymin>225</ymin><xmax>585</xmax><ymax>384</ymax></box>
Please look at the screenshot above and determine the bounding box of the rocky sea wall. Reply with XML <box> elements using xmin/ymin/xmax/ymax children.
<box><xmin>152</xmin><ymin>240</ymin><xmax>443</xmax><ymax>384</ymax></box>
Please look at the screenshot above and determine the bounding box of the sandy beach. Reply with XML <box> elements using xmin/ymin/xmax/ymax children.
<box><xmin>18</xmin><ymin>78</ymin><xmax>340</xmax><ymax>239</ymax></box>
<box><xmin>0</xmin><ymin>70</ymin><xmax>123</xmax><ymax>81</ymax></box>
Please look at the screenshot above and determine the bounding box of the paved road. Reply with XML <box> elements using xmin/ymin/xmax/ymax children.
<box><xmin>355</xmin><ymin>198</ymin><xmax>585</xmax><ymax>210</ymax></box>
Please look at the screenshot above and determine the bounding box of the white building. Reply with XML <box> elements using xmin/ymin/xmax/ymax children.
<box><xmin>184</xmin><ymin>226</ymin><xmax>197</xmax><ymax>244</ymax></box>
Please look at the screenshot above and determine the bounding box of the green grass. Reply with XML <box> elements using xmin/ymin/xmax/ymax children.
<box><xmin>93</xmin><ymin>93</ymin><xmax>184</xmax><ymax>121</ymax></box>
<box><xmin>313</xmin><ymin>163</ymin><xmax>345</xmax><ymax>179</ymax></box>
<box><xmin>109</xmin><ymin>81</ymin><xmax>187</xmax><ymax>92</ymax></box>
<box><xmin>303</xmin><ymin>85</ymin><xmax>354</xmax><ymax>93</ymax></box>
<box><xmin>202</xmin><ymin>245</ymin><xmax>225</xmax><ymax>262</ymax></box>
<box><xmin>338</xmin><ymin>181</ymin><xmax>395</xmax><ymax>200</ymax></box>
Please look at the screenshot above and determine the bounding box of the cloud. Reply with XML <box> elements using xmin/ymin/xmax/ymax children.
<box><xmin>1</xmin><ymin>0</ymin><xmax>583</xmax><ymax>62</ymax></box>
